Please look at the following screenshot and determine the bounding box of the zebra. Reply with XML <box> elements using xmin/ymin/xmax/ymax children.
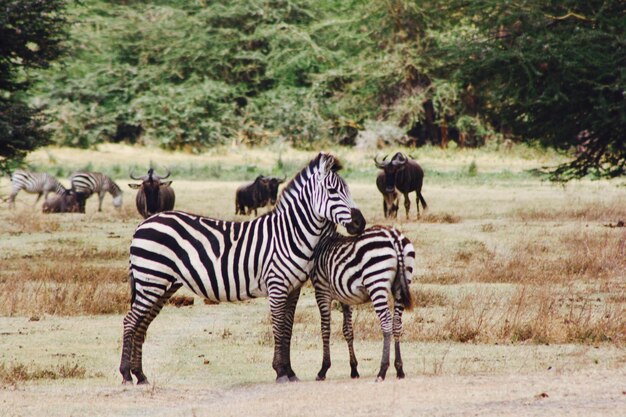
<box><xmin>310</xmin><ymin>225</ymin><xmax>415</xmax><ymax>382</ymax></box>
<box><xmin>69</xmin><ymin>171</ymin><xmax>123</xmax><ymax>212</ymax></box>
<box><xmin>8</xmin><ymin>169</ymin><xmax>67</xmax><ymax>208</ymax></box>
<box><xmin>119</xmin><ymin>152</ymin><xmax>366</xmax><ymax>385</ymax></box>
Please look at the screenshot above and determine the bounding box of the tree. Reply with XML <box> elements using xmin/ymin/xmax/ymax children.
<box><xmin>439</xmin><ymin>0</ymin><xmax>625</xmax><ymax>179</ymax></box>
<box><xmin>0</xmin><ymin>0</ymin><xmax>67</xmax><ymax>174</ymax></box>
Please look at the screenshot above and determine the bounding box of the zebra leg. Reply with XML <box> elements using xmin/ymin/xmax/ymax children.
<box><xmin>98</xmin><ymin>192</ymin><xmax>105</xmax><ymax>211</ymax></box>
<box><xmin>281</xmin><ymin>287</ymin><xmax>301</xmax><ymax>382</ymax></box>
<box><xmin>314</xmin><ymin>290</ymin><xmax>332</xmax><ymax>381</ymax></box>
<box><xmin>341</xmin><ymin>304</ymin><xmax>359</xmax><ymax>379</ymax></box>
<box><xmin>374</xmin><ymin>305</ymin><xmax>393</xmax><ymax>382</ymax></box>
<box><xmin>268</xmin><ymin>284</ymin><xmax>290</xmax><ymax>383</ymax></box>
<box><xmin>120</xmin><ymin>307</ymin><xmax>147</xmax><ymax>384</ymax></box>
<box><xmin>8</xmin><ymin>190</ymin><xmax>18</xmax><ymax>208</ymax></box>
<box><xmin>393</xmin><ymin>304</ymin><xmax>406</xmax><ymax>379</ymax></box>
<box><xmin>130</xmin><ymin>283</ymin><xmax>182</xmax><ymax>384</ymax></box>
<box><xmin>34</xmin><ymin>192</ymin><xmax>43</xmax><ymax>205</ymax></box>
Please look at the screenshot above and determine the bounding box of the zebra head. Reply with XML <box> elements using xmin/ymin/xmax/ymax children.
<box><xmin>312</xmin><ymin>153</ymin><xmax>366</xmax><ymax>235</ymax></box>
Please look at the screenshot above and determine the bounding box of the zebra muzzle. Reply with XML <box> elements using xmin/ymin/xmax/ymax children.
<box><xmin>345</xmin><ymin>208</ymin><xmax>366</xmax><ymax>235</ymax></box>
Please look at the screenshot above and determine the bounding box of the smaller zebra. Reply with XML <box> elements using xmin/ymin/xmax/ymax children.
<box><xmin>8</xmin><ymin>169</ymin><xmax>67</xmax><ymax>208</ymax></box>
<box><xmin>70</xmin><ymin>171</ymin><xmax>123</xmax><ymax>212</ymax></box>
<box><xmin>311</xmin><ymin>225</ymin><xmax>415</xmax><ymax>382</ymax></box>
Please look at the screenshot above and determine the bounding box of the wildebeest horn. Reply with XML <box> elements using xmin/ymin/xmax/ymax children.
<box><xmin>129</xmin><ymin>169</ymin><xmax>143</xmax><ymax>180</ymax></box>
<box><xmin>374</xmin><ymin>154</ymin><xmax>390</xmax><ymax>169</ymax></box>
<box><xmin>160</xmin><ymin>168</ymin><xmax>171</xmax><ymax>179</ymax></box>
<box><xmin>392</xmin><ymin>152</ymin><xmax>407</xmax><ymax>166</ymax></box>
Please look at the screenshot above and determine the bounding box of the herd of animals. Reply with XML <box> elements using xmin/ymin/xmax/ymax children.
<box><xmin>5</xmin><ymin>151</ymin><xmax>430</xmax><ymax>383</ymax></box>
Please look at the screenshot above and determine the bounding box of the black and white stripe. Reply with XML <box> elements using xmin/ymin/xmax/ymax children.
<box><xmin>70</xmin><ymin>171</ymin><xmax>123</xmax><ymax>212</ymax></box>
<box><xmin>8</xmin><ymin>169</ymin><xmax>67</xmax><ymax>208</ymax></box>
<box><xmin>119</xmin><ymin>152</ymin><xmax>366</xmax><ymax>384</ymax></box>
<box><xmin>311</xmin><ymin>225</ymin><xmax>415</xmax><ymax>381</ymax></box>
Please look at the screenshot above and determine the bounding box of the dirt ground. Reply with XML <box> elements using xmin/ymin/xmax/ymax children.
<box><xmin>2</xmin><ymin>367</ymin><xmax>625</xmax><ymax>417</ymax></box>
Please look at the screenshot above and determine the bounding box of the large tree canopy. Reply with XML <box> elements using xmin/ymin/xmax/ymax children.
<box><xmin>439</xmin><ymin>0</ymin><xmax>625</xmax><ymax>179</ymax></box>
<box><xmin>0</xmin><ymin>0</ymin><xmax>67</xmax><ymax>174</ymax></box>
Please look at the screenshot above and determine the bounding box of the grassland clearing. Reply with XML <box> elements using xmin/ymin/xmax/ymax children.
<box><xmin>0</xmin><ymin>144</ymin><xmax>624</xmax><ymax>416</ymax></box>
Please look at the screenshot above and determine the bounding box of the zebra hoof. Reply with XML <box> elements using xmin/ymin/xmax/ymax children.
<box><xmin>276</xmin><ymin>375</ymin><xmax>290</xmax><ymax>384</ymax></box>
<box><xmin>375</xmin><ymin>376</ymin><xmax>385</xmax><ymax>383</ymax></box>
<box><xmin>315</xmin><ymin>375</ymin><xmax>326</xmax><ymax>381</ymax></box>
<box><xmin>136</xmin><ymin>379</ymin><xmax>150</xmax><ymax>385</ymax></box>
<box><xmin>121</xmin><ymin>379</ymin><xmax>133</xmax><ymax>385</ymax></box>
<box><xmin>288</xmin><ymin>375</ymin><xmax>300</xmax><ymax>382</ymax></box>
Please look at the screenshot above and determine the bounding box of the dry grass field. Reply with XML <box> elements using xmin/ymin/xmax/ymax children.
<box><xmin>1</xmin><ymin>144</ymin><xmax>625</xmax><ymax>416</ymax></box>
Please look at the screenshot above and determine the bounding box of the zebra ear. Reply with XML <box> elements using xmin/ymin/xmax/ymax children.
<box><xmin>318</xmin><ymin>152</ymin><xmax>337</xmax><ymax>178</ymax></box>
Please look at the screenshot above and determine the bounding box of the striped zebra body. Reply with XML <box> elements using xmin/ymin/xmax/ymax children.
<box><xmin>70</xmin><ymin>172</ymin><xmax>123</xmax><ymax>212</ymax></box>
<box><xmin>311</xmin><ymin>225</ymin><xmax>415</xmax><ymax>381</ymax></box>
<box><xmin>9</xmin><ymin>170</ymin><xmax>66</xmax><ymax>208</ymax></box>
<box><xmin>120</xmin><ymin>152</ymin><xmax>366</xmax><ymax>384</ymax></box>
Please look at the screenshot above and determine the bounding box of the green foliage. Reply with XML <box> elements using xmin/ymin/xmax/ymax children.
<box><xmin>438</xmin><ymin>0</ymin><xmax>626</xmax><ymax>179</ymax></box>
<box><xmin>0</xmin><ymin>0</ymin><xmax>68</xmax><ymax>174</ymax></box>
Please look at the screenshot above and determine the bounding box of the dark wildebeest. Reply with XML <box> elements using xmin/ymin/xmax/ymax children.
<box><xmin>374</xmin><ymin>152</ymin><xmax>427</xmax><ymax>219</ymax></box>
<box><xmin>42</xmin><ymin>190</ymin><xmax>80</xmax><ymax>213</ymax></box>
<box><xmin>235</xmin><ymin>175</ymin><xmax>285</xmax><ymax>216</ymax></box>
<box><xmin>128</xmin><ymin>168</ymin><xmax>175</xmax><ymax>219</ymax></box>
<box><xmin>375</xmin><ymin>171</ymin><xmax>399</xmax><ymax>219</ymax></box>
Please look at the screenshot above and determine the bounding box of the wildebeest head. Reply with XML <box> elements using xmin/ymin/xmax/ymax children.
<box><xmin>129</xmin><ymin>168</ymin><xmax>173</xmax><ymax>215</ymax></box>
<box><xmin>374</xmin><ymin>152</ymin><xmax>408</xmax><ymax>193</ymax></box>
<box><xmin>266</xmin><ymin>176</ymin><xmax>285</xmax><ymax>205</ymax></box>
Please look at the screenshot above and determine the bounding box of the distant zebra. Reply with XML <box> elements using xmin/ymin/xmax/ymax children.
<box><xmin>8</xmin><ymin>170</ymin><xmax>67</xmax><ymax>208</ymax></box>
<box><xmin>70</xmin><ymin>171</ymin><xmax>123</xmax><ymax>212</ymax></box>
<box><xmin>311</xmin><ymin>225</ymin><xmax>415</xmax><ymax>382</ymax></box>
<box><xmin>119</xmin><ymin>152</ymin><xmax>366</xmax><ymax>385</ymax></box>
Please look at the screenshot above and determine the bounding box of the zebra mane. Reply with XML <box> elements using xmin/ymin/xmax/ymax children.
<box><xmin>273</xmin><ymin>152</ymin><xmax>342</xmax><ymax>210</ymax></box>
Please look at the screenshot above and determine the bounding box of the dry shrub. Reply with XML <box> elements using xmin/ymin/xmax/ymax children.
<box><xmin>514</xmin><ymin>199</ymin><xmax>626</xmax><ymax>223</ymax></box>
<box><xmin>421</xmin><ymin>212</ymin><xmax>461</xmax><ymax>224</ymax></box>
<box><xmin>5</xmin><ymin>210</ymin><xmax>62</xmax><ymax>234</ymax></box>
<box><xmin>0</xmin><ymin>361</ymin><xmax>86</xmax><ymax>386</ymax></box>
<box><xmin>169</xmin><ymin>295</ymin><xmax>195</xmax><ymax>307</ymax></box>
<box><xmin>1</xmin><ymin>260</ymin><xmax>129</xmax><ymax>316</ymax></box>
<box><xmin>467</xmin><ymin>231</ymin><xmax>625</xmax><ymax>284</ymax></box>
<box><xmin>412</xmin><ymin>288</ymin><xmax>447</xmax><ymax>308</ymax></box>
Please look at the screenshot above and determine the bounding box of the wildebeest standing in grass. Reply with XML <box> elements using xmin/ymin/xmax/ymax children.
<box><xmin>128</xmin><ymin>168</ymin><xmax>175</xmax><ymax>219</ymax></box>
<box><xmin>235</xmin><ymin>175</ymin><xmax>285</xmax><ymax>216</ymax></box>
<box><xmin>42</xmin><ymin>189</ymin><xmax>80</xmax><ymax>213</ymax></box>
<box><xmin>376</xmin><ymin>171</ymin><xmax>399</xmax><ymax>219</ymax></box>
<box><xmin>374</xmin><ymin>152</ymin><xmax>427</xmax><ymax>219</ymax></box>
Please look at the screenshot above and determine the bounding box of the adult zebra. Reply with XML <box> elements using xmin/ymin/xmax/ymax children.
<box><xmin>311</xmin><ymin>225</ymin><xmax>415</xmax><ymax>382</ymax></box>
<box><xmin>120</xmin><ymin>152</ymin><xmax>366</xmax><ymax>384</ymax></box>
<box><xmin>8</xmin><ymin>170</ymin><xmax>67</xmax><ymax>208</ymax></box>
<box><xmin>70</xmin><ymin>171</ymin><xmax>123</xmax><ymax>212</ymax></box>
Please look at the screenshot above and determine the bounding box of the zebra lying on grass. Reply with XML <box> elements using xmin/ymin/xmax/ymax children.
<box><xmin>70</xmin><ymin>171</ymin><xmax>123</xmax><ymax>212</ymax></box>
<box><xmin>8</xmin><ymin>170</ymin><xmax>67</xmax><ymax>208</ymax></box>
<box><xmin>310</xmin><ymin>225</ymin><xmax>415</xmax><ymax>382</ymax></box>
<box><xmin>119</xmin><ymin>152</ymin><xmax>366</xmax><ymax>385</ymax></box>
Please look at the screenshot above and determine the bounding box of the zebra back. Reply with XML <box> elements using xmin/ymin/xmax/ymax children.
<box><xmin>313</xmin><ymin>225</ymin><xmax>415</xmax><ymax>309</ymax></box>
<box><xmin>70</xmin><ymin>172</ymin><xmax>123</xmax><ymax>206</ymax></box>
<box><xmin>10</xmin><ymin>170</ymin><xmax>66</xmax><ymax>195</ymax></box>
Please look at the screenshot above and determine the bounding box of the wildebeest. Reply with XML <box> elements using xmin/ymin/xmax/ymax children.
<box><xmin>235</xmin><ymin>175</ymin><xmax>285</xmax><ymax>216</ymax></box>
<box><xmin>376</xmin><ymin>171</ymin><xmax>399</xmax><ymax>219</ymax></box>
<box><xmin>128</xmin><ymin>168</ymin><xmax>175</xmax><ymax>219</ymax></box>
<box><xmin>374</xmin><ymin>152</ymin><xmax>427</xmax><ymax>219</ymax></box>
<box><xmin>42</xmin><ymin>190</ymin><xmax>80</xmax><ymax>213</ymax></box>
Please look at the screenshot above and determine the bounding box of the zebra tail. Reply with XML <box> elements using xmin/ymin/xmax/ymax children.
<box><xmin>128</xmin><ymin>267</ymin><xmax>137</xmax><ymax>306</ymax></box>
<box><xmin>391</xmin><ymin>230</ymin><xmax>414</xmax><ymax>311</ymax></box>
